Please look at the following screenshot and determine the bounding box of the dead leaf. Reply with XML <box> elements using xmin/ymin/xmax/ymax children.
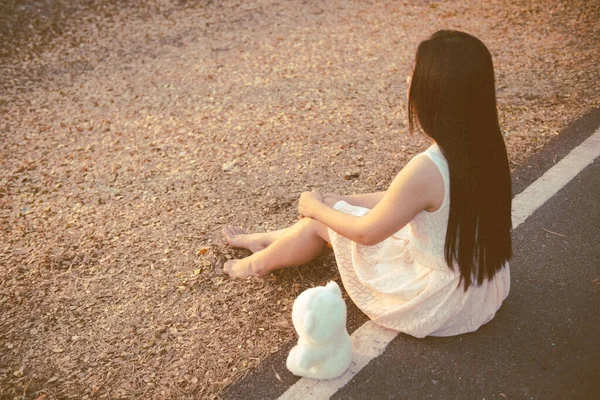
<box><xmin>272</xmin><ymin>365</ymin><xmax>283</xmax><ymax>382</ymax></box>
<box><xmin>344</xmin><ymin>172</ymin><xmax>360</xmax><ymax>180</ymax></box>
<box><xmin>222</xmin><ymin>160</ymin><xmax>236</xmax><ymax>171</ymax></box>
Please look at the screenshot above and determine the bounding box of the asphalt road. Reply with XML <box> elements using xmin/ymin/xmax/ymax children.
<box><xmin>225</xmin><ymin>108</ymin><xmax>600</xmax><ymax>400</ymax></box>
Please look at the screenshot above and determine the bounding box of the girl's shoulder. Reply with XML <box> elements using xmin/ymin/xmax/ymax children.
<box><xmin>406</xmin><ymin>144</ymin><xmax>447</xmax><ymax>178</ymax></box>
<box><xmin>407</xmin><ymin>145</ymin><xmax>448</xmax><ymax>185</ymax></box>
<box><xmin>399</xmin><ymin>146</ymin><xmax>446</xmax><ymax>213</ymax></box>
<box><xmin>422</xmin><ymin>144</ymin><xmax>448</xmax><ymax>171</ymax></box>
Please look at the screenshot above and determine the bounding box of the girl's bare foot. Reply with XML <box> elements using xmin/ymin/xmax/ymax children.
<box><xmin>223</xmin><ymin>226</ymin><xmax>285</xmax><ymax>253</ymax></box>
<box><xmin>223</xmin><ymin>257</ymin><xmax>263</xmax><ymax>278</ymax></box>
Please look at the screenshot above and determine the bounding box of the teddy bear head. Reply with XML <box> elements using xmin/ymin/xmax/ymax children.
<box><xmin>291</xmin><ymin>281</ymin><xmax>347</xmax><ymax>345</ymax></box>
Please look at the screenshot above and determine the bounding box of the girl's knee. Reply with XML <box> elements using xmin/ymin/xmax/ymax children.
<box><xmin>300</xmin><ymin>217</ymin><xmax>322</xmax><ymax>230</ymax></box>
<box><xmin>301</xmin><ymin>218</ymin><xmax>330</xmax><ymax>243</ymax></box>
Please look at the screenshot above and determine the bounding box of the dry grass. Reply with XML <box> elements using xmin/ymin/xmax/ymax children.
<box><xmin>0</xmin><ymin>0</ymin><xmax>598</xmax><ymax>398</ymax></box>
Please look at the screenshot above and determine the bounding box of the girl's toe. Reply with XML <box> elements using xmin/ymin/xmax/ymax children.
<box><xmin>233</xmin><ymin>226</ymin><xmax>246</xmax><ymax>235</ymax></box>
<box><xmin>223</xmin><ymin>260</ymin><xmax>233</xmax><ymax>274</ymax></box>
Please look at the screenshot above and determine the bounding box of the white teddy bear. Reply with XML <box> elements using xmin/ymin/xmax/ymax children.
<box><xmin>286</xmin><ymin>281</ymin><xmax>352</xmax><ymax>379</ymax></box>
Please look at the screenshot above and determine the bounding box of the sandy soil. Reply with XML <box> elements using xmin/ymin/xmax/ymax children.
<box><xmin>0</xmin><ymin>0</ymin><xmax>598</xmax><ymax>398</ymax></box>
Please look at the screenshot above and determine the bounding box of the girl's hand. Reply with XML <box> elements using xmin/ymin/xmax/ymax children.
<box><xmin>298</xmin><ymin>189</ymin><xmax>323</xmax><ymax>218</ymax></box>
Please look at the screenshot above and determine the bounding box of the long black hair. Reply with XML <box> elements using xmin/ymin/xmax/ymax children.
<box><xmin>408</xmin><ymin>30</ymin><xmax>512</xmax><ymax>290</ymax></box>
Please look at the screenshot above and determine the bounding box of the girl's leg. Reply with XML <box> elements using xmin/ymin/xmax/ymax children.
<box><xmin>223</xmin><ymin>226</ymin><xmax>288</xmax><ymax>253</ymax></box>
<box><xmin>223</xmin><ymin>218</ymin><xmax>331</xmax><ymax>278</ymax></box>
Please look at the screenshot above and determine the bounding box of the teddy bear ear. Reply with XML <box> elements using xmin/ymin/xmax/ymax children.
<box><xmin>325</xmin><ymin>281</ymin><xmax>341</xmax><ymax>297</ymax></box>
<box><xmin>303</xmin><ymin>311</ymin><xmax>315</xmax><ymax>333</ymax></box>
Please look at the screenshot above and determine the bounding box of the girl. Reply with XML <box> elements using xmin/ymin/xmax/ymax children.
<box><xmin>223</xmin><ymin>30</ymin><xmax>512</xmax><ymax>337</ymax></box>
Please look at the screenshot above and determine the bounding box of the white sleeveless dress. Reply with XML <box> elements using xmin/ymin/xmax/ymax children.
<box><xmin>328</xmin><ymin>144</ymin><xmax>510</xmax><ymax>338</ymax></box>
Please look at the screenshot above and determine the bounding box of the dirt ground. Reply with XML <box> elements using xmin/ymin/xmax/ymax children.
<box><xmin>0</xmin><ymin>0</ymin><xmax>598</xmax><ymax>398</ymax></box>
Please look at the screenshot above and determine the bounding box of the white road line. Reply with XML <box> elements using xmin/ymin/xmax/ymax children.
<box><xmin>278</xmin><ymin>127</ymin><xmax>600</xmax><ymax>400</ymax></box>
<box><xmin>512</xmin><ymin>127</ymin><xmax>600</xmax><ymax>230</ymax></box>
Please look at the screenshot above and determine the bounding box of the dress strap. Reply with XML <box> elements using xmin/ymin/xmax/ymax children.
<box><xmin>422</xmin><ymin>144</ymin><xmax>450</xmax><ymax>207</ymax></box>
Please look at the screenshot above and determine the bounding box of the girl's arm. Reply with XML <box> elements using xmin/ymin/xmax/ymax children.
<box><xmin>299</xmin><ymin>155</ymin><xmax>443</xmax><ymax>246</ymax></box>
<box><xmin>323</xmin><ymin>192</ymin><xmax>386</xmax><ymax>209</ymax></box>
